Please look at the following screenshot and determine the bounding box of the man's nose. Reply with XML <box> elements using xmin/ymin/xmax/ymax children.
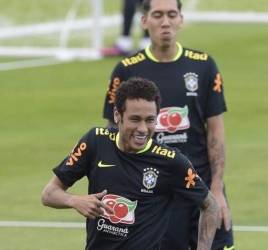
<box><xmin>161</xmin><ymin>15</ymin><xmax>171</xmax><ymax>26</ymax></box>
<box><xmin>137</xmin><ymin>121</ymin><xmax>148</xmax><ymax>133</ymax></box>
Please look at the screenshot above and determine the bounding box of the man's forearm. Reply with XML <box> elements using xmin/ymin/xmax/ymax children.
<box><xmin>41</xmin><ymin>176</ymin><xmax>73</xmax><ymax>209</ymax></box>
<box><xmin>207</xmin><ymin>115</ymin><xmax>225</xmax><ymax>190</ymax></box>
<box><xmin>208</xmin><ymin>134</ymin><xmax>225</xmax><ymax>189</ymax></box>
<box><xmin>207</xmin><ymin>116</ymin><xmax>232</xmax><ymax>230</ymax></box>
<box><xmin>197</xmin><ymin>192</ymin><xmax>220</xmax><ymax>250</ymax></box>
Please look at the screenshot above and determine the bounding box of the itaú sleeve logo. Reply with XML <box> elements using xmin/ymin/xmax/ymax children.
<box><xmin>156</xmin><ymin>106</ymin><xmax>190</xmax><ymax>133</ymax></box>
<box><xmin>66</xmin><ymin>142</ymin><xmax>87</xmax><ymax>166</ymax></box>
<box><xmin>101</xmin><ymin>194</ymin><xmax>137</xmax><ymax>224</ymax></box>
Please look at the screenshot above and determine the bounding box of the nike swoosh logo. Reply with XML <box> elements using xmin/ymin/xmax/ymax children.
<box><xmin>98</xmin><ymin>161</ymin><xmax>115</xmax><ymax>168</ymax></box>
<box><xmin>224</xmin><ymin>246</ymin><xmax>235</xmax><ymax>250</ymax></box>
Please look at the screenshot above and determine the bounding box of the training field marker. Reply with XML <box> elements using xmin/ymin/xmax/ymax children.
<box><xmin>0</xmin><ymin>221</ymin><xmax>267</xmax><ymax>232</ymax></box>
<box><xmin>234</xmin><ymin>226</ymin><xmax>268</xmax><ymax>232</ymax></box>
<box><xmin>0</xmin><ymin>221</ymin><xmax>84</xmax><ymax>228</ymax></box>
<box><xmin>0</xmin><ymin>58</ymin><xmax>62</xmax><ymax>71</ymax></box>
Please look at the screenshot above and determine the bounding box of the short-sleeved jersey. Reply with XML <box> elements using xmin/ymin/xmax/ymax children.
<box><xmin>53</xmin><ymin>127</ymin><xmax>208</xmax><ymax>250</ymax></box>
<box><xmin>103</xmin><ymin>44</ymin><xmax>227</xmax><ymax>174</ymax></box>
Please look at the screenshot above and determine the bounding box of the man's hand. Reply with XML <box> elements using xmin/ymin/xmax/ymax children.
<box><xmin>41</xmin><ymin>176</ymin><xmax>113</xmax><ymax>219</ymax></box>
<box><xmin>197</xmin><ymin>192</ymin><xmax>220</xmax><ymax>250</ymax></box>
<box><xmin>210</xmin><ymin>186</ymin><xmax>231</xmax><ymax>231</ymax></box>
<box><xmin>207</xmin><ymin>115</ymin><xmax>231</xmax><ymax>230</ymax></box>
<box><xmin>69</xmin><ymin>190</ymin><xmax>114</xmax><ymax>219</ymax></box>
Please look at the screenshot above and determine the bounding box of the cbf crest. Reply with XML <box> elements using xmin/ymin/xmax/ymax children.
<box><xmin>142</xmin><ymin>168</ymin><xmax>159</xmax><ymax>193</ymax></box>
<box><xmin>184</xmin><ymin>72</ymin><xmax>199</xmax><ymax>96</ymax></box>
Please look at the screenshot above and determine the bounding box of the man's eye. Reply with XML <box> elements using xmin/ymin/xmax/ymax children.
<box><xmin>152</xmin><ymin>13</ymin><xmax>162</xmax><ymax>18</ymax></box>
<box><xmin>130</xmin><ymin>118</ymin><xmax>139</xmax><ymax>122</ymax></box>
<box><xmin>147</xmin><ymin>118</ymin><xmax>156</xmax><ymax>124</ymax></box>
<box><xmin>168</xmin><ymin>12</ymin><xmax>178</xmax><ymax>18</ymax></box>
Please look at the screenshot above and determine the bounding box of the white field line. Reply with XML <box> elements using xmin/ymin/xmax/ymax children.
<box><xmin>185</xmin><ymin>11</ymin><xmax>268</xmax><ymax>23</ymax></box>
<box><xmin>0</xmin><ymin>221</ymin><xmax>84</xmax><ymax>228</ymax></box>
<box><xmin>0</xmin><ymin>16</ymin><xmax>121</xmax><ymax>40</ymax></box>
<box><xmin>0</xmin><ymin>58</ymin><xmax>62</xmax><ymax>71</ymax></box>
<box><xmin>234</xmin><ymin>226</ymin><xmax>268</xmax><ymax>232</ymax></box>
<box><xmin>0</xmin><ymin>11</ymin><xmax>268</xmax><ymax>40</ymax></box>
<box><xmin>0</xmin><ymin>48</ymin><xmax>102</xmax><ymax>71</ymax></box>
<box><xmin>0</xmin><ymin>221</ymin><xmax>268</xmax><ymax>232</ymax></box>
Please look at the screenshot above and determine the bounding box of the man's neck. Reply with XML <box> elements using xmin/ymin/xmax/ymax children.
<box><xmin>150</xmin><ymin>43</ymin><xmax>178</xmax><ymax>62</ymax></box>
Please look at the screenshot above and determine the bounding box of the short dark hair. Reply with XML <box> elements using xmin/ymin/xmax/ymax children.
<box><xmin>115</xmin><ymin>77</ymin><xmax>161</xmax><ymax>115</ymax></box>
<box><xmin>142</xmin><ymin>0</ymin><xmax>182</xmax><ymax>14</ymax></box>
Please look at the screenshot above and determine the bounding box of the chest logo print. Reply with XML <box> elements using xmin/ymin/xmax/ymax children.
<box><xmin>101</xmin><ymin>194</ymin><xmax>137</xmax><ymax>224</ymax></box>
<box><xmin>98</xmin><ymin>161</ymin><xmax>115</xmax><ymax>168</ymax></box>
<box><xmin>184</xmin><ymin>72</ymin><xmax>199</xmax><ymax>93</ymax></box>
<box><xmin>156</xmin><ymin>106</ymin><xmax>190</xmax><ymax>133</ymax></box>
<box><xmin>142</xmin><ymin>168</ymin><xmax>159</xmax><ymax>190</ymax></box>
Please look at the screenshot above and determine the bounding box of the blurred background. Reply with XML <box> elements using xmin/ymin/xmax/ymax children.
<box><xmin>0</xmin><ymin>0</ymin><xmax>268</xmax><ymax>249</ymax></box>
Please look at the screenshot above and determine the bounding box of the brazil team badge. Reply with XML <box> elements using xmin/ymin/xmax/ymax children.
<box><xmin>184</xmin><ymin>72</ymin><xmax>199</xmax><ymax>92</ymax></box>
<box><xmin>142</xmin><ymin>168</ymin><xmax>159</xmax><ymax>189</ymax></box>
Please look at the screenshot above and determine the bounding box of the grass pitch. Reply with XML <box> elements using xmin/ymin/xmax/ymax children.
<box><xmin>0</xmin><ymin>2</ymin><xmax>268</xmax><ymax>249</ymax></box>
<box><xmin>1</xmin><ymin>23</ymin><xmax>268</xmax><ymax>249</ymax></box>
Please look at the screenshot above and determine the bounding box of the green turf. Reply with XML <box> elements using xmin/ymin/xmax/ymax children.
<box><xmin>197</xmin><ymin>0</ymin><xmax>268</xmax><ymax>11</ymax></box>
<box><xmin>0</xmin><ymin>227</ymin><xmax>85</xmax><ymax>250</ymax></box>
<box><xmin>0</xmin><ymin>23</ymin><xmax>267</xmax><ymax>249</ymax></box>
<box><xmin>2</xmin><ymin>0</ymin><xmax>267</xmax><ymax>49</ymax></box>
<box><xmin>0</xmin><ymin>0</ymin><xmax>121</xmax><ymax>24</ymax></box>
<box><xmin>1</xmin><ymin>0</ymin><xmax>267</xmax><ymax>26</ymax></box>
<box><xmin>0</xmin><ymin>228</ymin><xmax>267</xmax><ymax>250</ymax></box>
<box><xmin>182</xmin><ymin>23</ymin><xmax>268</xmax><ymax>226</ymax></box>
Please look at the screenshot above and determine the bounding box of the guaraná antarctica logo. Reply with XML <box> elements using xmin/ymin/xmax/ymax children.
<box><xmin>101</xmin><ymin>194</ymin><xmax>137</xmax><ymax>224</ymax></box>
<box><xmin>156</xmin><ymin>106</ymin><xmax>190</xmax><ymax>133</ymax></box>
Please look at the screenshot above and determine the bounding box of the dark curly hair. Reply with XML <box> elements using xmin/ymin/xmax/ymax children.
<box><xmin>142</xmin><ymin>0</ymin><xmax>182</xmax><ymax>14</ymax></box>
<box><xmin>115</xmin><ymin>77</ymin><xmax>161</xmax><ymax>116</ymax></box>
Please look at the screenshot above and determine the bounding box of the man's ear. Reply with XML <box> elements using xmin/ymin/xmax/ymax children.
<box><xmin>178</xmin><ymin>14</ymin><xmax>184</xmax><ymax>29</ymax></box>
<box><xmin>114</xmin><ymin>107</ymin><xmax>120</xmax><ymax>124</ymax></box>
<box><xmin>141</xmin><ymin>15</ymin><xmax>148</xmax><ymax>31</ymax></box>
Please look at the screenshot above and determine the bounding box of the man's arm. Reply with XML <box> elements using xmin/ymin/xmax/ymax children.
<box><xmin>41</xmin><ymin>175</ymin><xmax>112</xmax><ymax>219</ymax></box>
<box><xmin>207</xmin><ymin>114</ymin><xmax>231</xmax><ymax>230</ymax></box>
<box><xmin>197</xmin><ymin>191</ymin><xmax>220</xmax><ymax>250</ymax></box>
